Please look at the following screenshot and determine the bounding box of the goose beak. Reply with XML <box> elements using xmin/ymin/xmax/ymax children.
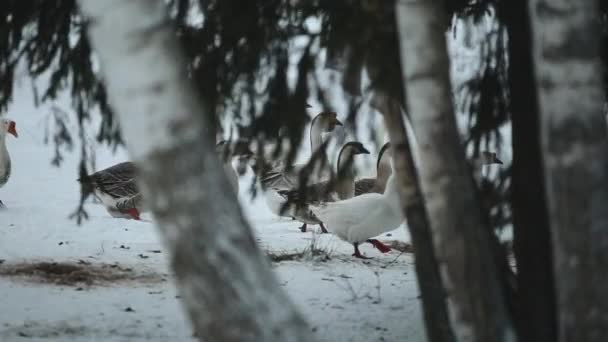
<box><xmin>334</xmin><ymin>118</ymin><xmax>343</xmax><ymax>126</ymax></box>
<box><xmin>360</xmin><ymin>147</ymin><xmax>371</xmax><ymax>154</ymax></box>
<box><xmin>7</xmin><ymin>121</ymin><xmax>17</xmax><ymax>138</ymax></box>
<box><xmin>306</xmin><ymin>103</ymin><xmax>312</xmax><ymax>108</ymax></box>
<box><xmin>495</xmin><ymin>158</ymin><xmax>503</xmax><ymax>165</ymax></box>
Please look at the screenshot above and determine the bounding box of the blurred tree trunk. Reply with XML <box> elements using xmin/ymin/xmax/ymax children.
<box><xmin>500</xmin><ymin>1</ymin><xmax>557</xmax><ymax>341</ymax></box>
<box><xmin>528</xmin><ymin>1</ymin><xmax>608</xmax><ymax>341</ymax></box>
<box><xmin>394</xmin><ymin>1</ymin><xmax>515</xmax><ymax>341</ymax></box>
<box><xmin>77</xmin><ymin>1</ymin><xmax>313</xmax><ymax>341</ymax></box>
<box><xmin>374</xmin><ymin>92</ymin><xmax>455</xmax><ymax>342</ymax></box>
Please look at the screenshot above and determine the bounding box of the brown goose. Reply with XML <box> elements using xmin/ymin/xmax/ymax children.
<box><xmin>354</xmin><ymin>142</ymin><xmax>392</xmax><ymax>196</ymax></box>
<box><xmin>257</xmin><ymin>111</ymin><xmax>343</xmax><ymax>226</ymax></box>
<box><xmin>259</xmin><ymin>111</ymin><xmax>343</xmax><ymax>190</ymax></box>
<box><xmin>278</xmin><ymin>141</ymin><xmax>370</xmax><ymax>233</ymax></box>
<box><xmin>0</xmin><ymin>118</ymin><xmax>18</xmax><ymax>208</ymax></box>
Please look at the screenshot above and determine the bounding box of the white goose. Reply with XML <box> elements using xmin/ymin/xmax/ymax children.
<box><xmin>258</xmin><ymin>111</ymin><xmax>343</xmax><ymax>223</ymax></box>
<box><xmin>278</xmin><ymin>141</ymin><xmax>371</xmax><ymax>232</ymax></box>
<box><xmin>310</xmin><ymin>165</ymin><xmax>401</xmax><ymax>259</ymax></box>
<box><xmin>0</xmin><ymin>118</ymin><xmax>18</xmax><ymax>208</ymax></box>
<box><xmin>354</xmin><ymin>142</ymin><xmax>392</xmax><ymax>196</ymax></box>
<box><xmin>313</xmin><ymin>151</ymin><xmax>505</xmax><ymax>258</ymax></box>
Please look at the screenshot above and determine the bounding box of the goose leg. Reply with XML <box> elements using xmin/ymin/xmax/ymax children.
<box><xmin>352</xmin><ymin>243</ymin><xmax>371</xmax><ymax>259</ymax></box>
<box><xmin>319</xmin><ymin>223</ymin><xmax>329</xmax><ymax>234</ymax></box>
<box><xmin>298</xmin><ymin>223</ymin><xmax>307</xmax><ymax>232</ymax></box>
<box><xmin>0</xmin><ymin>200</ymin><xmax>4</xmax><ymax>208</ymax></box>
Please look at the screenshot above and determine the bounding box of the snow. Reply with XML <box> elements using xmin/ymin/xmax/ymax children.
<box><xmin>0</xmin><ymin>79</ymin><xmax>425</xmax><ymax>341</ymax></box>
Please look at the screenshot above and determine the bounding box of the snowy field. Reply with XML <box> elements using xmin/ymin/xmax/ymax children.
<box><xmin>0</xmin><ymin>79</ymin><xmax>424</xmax><ymax>342</ymax></box>
<box><xmin>0</xmin><ymin>17</ymin><xmax>503</xmax><ymax>341</ymax></box>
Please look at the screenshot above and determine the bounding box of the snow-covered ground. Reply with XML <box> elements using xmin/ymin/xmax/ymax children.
<box><xmin>0</xmin><ymin>79</ymin><xmax>423</xmax><ymax>341</ymax></box>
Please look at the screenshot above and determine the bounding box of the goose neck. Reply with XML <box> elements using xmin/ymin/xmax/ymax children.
<box><xmin>309</xmin><ymin>120</ymin><xmax>325</xmax><ymax>151</ymax></box>
<box><xmin>376</xmin><ymin>161</ymin><xmax>392</xmax><ymax>189</ymax></box>
<box><xmin>335</xmin><ymin>147</ymin><xmax>357</xmax><ymax>199</ymax></box>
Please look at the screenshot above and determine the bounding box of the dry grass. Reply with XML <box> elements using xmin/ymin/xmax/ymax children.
<box><xmin>0</xmin><ymin>260</ymin><xmax>165</xmax><ymax>287</ymax></box>
<box><xmin>266</xmin><ymin>248</ymin><xmax>331</xmax><ymax>263</ymax></box>
<box><xmin>380</xmin><ymin>240</ymin><xmax>414</xmax><ymax>253</ymax></box>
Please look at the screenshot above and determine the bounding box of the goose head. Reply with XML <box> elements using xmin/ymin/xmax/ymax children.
<box><xmin>0</xmin><ymin>119</ymin><xmax>18</xmax><ymax>139</ymax></box>
<box><xmin>312</xmin><ymin>111</ymin><xmax>343</xmax><ymax>133</ymax></box>
<box><xmin>337</xmin><ymin>141</ymin><xmax>371</xmax><ymax>175</ymax></box>
<box><xmin>478</xmin><ymin>151</ymin><xmax>503</xmax><ymax>165</ymax></box>
<box><xmin>341</xmin><ymin>141</ymin><xmax>371</xmax><ymax>156</ymax></box>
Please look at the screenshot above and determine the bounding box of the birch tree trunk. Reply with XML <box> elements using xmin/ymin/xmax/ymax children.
<box><xmin>394</xmin><ymin>1</ymin><xmax>515</xmax><ymax>341</ymax></box>
<box><xmin>77</xmin><ymin>1</ymin><xmax>313</xmax><ymax>341</ymax></box>
<box><xmin>501</xmin><ymin>1</ymin><xmax>557</xmax><ymax>340</ymax></box>
<box><xmin>374</xmin><ymin>92</ymin><xmax>455</xmax><ymax>342</ymax></box>
<box><xmin>528</xmin><ymin>1</ymin><xmax>608</xmax><ymax>341</ymax></box>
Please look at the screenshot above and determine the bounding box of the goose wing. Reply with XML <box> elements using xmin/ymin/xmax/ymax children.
<box><xmin>277</xmin><ymin>180</ymin><xmax>337</xmax><ymax>207</ymax></box>
<box><xmin>91</xmin><ymin>162</ymin><xmax>139</xmax><ymax>199</ymax></box>
<box><xmin>116</xmin><ymin>193</ymin><xmax>142</xmax><ymax>212</ymax></box>
<box><xmin>355</xmin><ymin>178</ymin><xmax>376</xmax><ymax>196</ymax></box>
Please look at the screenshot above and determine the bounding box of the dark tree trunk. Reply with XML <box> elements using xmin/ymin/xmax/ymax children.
<box><xmin>528</xmin><ymin>0</ymin><xmax>608</xmax><ymax>341</ymax></box>
<box><xmin>500</xmin><ymin>1</ymin><xmax>557</xmax><ymax>341</ymax></box>
<box><xmin>375</xmin><ymin>92</ymin><xmax>455</xmax><ymax>342</ymax></box>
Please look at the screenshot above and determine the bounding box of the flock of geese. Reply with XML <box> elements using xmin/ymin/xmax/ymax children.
<box><xmin>0</xmin><ymin>112</ymin><xmax>503</xmax><ymax>259</ymax></box>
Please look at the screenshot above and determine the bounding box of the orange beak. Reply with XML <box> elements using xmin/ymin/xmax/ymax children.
<box><xmin>7</xmin><ymin>121</ymin><xmax>17</xmax><ymax>138</ymax></box>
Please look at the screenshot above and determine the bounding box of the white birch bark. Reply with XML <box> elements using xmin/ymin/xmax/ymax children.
<box><xmin>77</xmin><ymin>1</ymin><xmax>313</xmax><ymax>341</ymax></box>
<box><xmin>394</xmin><ymin>1</ymin><xmax>515</xmax><ymax>341</ymax></box>
<box><xmin>375</xmin><ymin>92</ymin><xmax>455</xmax><ymax>342</ymax></box>
<box><xmin>528</xmin><ymin>1</ymin><xmax>608</xmax><ymax>341</ymax></box>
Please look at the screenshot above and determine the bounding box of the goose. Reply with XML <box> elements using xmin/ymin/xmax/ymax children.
<box><xmin>354</xmin><ymin>142</ymin><xmax>392</xmax><ymax>196</ymax></box>
<box><xmin>78</xmin><ymin>161</ymin><xmax>142</xmax><ymax>220</ymax></box>
<box><xmin>79</xmin><ymin>141</ymin><xmax>252</xmax><ymax>220</ymax></box>
<box><xmin>310</xmin><ymin>167</ymin><xmax>402</xmax><ymax>259</ymax></box>
<box><xmin>311</xmin><ymin>151</ymin><xmax>505</xmax><ymax>259</ymax></box>
<box><xmin>256</xmin><ymin>111</ymin><xmax>343</xmax><ymax>224</ymax></box>
<box><xmin>278</xmin><ymin>141</ymin><xmax>371</xmax><ymax>232</ymax></box>
<box><xmin>0</xmin><ymin>118</ymin><xmax>18</xmax><ymax>208</ymax></box>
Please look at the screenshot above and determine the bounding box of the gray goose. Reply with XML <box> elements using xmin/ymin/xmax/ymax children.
<box><xmin>79</xmin><ymin>162</ymin><xmax>142</xmax><ymax>220</ymax></box>
<box><xmin>278</xmin><ymin>141</ymin><xmax>370</xmax><ymax>233</ymax></box>
<box><xmin>79</xmin><ymin>141</ymin><xmax>253</xmax><ymax>220</ymax></box>
<box><xmin>0</xmin><ymin>118</ymin><xmax>18</xmax><ymax>208</ymax></box>
<box><xmin>354</xmin><ymin>142</ymin><xmax>392</xmax><ymax>196</ymax></box>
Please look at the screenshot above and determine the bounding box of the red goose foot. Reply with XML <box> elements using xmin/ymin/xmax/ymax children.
<box><xmin>367</xmin><ymin>239</ymin><xmax>391</xmax><ymax>253</ymax></box>
<box><xmin>127</xmin><ymin>208</ymin><xmax>141</xmax><ymax>220</ymax></box>
<box><xmin>352</xmin><ymin>243</ymin><xmax>371</xmax><ymax>259</ymax></box>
